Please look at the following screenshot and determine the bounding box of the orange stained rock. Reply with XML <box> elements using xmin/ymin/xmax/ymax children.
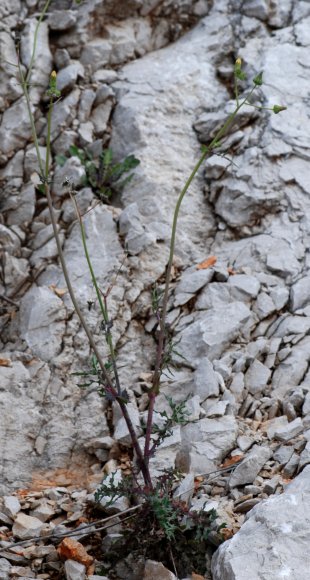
<box><xmin>57</xmin><ymin>537</ymin><xmax>93</xmax><ymax>567</ymax></box>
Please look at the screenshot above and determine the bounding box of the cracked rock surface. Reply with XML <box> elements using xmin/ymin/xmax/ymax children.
<box><xmin>1</xmin><ymin>0</ymin><xmax>310</xmax><ymax>578</ymax></box>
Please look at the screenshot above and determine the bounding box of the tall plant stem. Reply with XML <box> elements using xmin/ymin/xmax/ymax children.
<box><xmin>44</xmin><ymin>99</ymin><xmax>150</xmax><ymax>486</ymax></box>
<box><xmin>70</xmin><ymin>194</ymin><xmax>122</xmax><ymax>396</ymax></box>
<box><xmin>20</xmin><ymin>28</ymin><xmax>151</xmax><ymax>486</ymax></box>
<box><xmin>144</xmin><ymin>85</ymin><xmax>257</xmax><ymax>460</ymax></box>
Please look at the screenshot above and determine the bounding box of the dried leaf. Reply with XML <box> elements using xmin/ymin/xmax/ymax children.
<box><xmin>220</xmin><ymin>528</ymin><xmax>234</xmax><ymax>541</ymax></box>
<box><xmin>221</xmin><ymin>455</ymin><xmax>243</xmax><ymax>468</ymax></box>
<box><xmin>196</xmin><ymin>255</ymin><xmax>217</xmax><ymax>270</ymax></box>
<box><xmin>49</xmin><ymin>285</ymin><xmax>67</xmax><ymax>297</ymax></box>
<box><xmin>0</xmin><ymin>358</ymin><xmax>12</xmax><ymax>367</ymax></box>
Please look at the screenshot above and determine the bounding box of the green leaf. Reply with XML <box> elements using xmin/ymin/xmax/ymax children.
<box><xmin>55</xmin><ymin>154</ymin><xmax>67</xmax><ymax>167</ymax></box>
<box><xmin>235</xmin><ymin>69</ymin><xmax>247</xmax><ymax>81</ymax></box>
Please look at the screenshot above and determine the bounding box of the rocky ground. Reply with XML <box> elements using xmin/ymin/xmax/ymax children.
<box><xmin>1</xmin><ymin>0</ymin><xmax>310</xmax><ymax>578</ymax></box>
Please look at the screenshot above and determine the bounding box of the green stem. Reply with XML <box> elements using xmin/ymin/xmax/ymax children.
<box><xmin>70</xmin><ymin>194</ymin><xmax>122</xmax><ymax>395</ymax></box>
<box><xmin>44</xmin><ymin>102</ymin><xmax>147</xmax><ymax>482</ymax></box>
<box><xmin>18</xmin><ymin>60</ymin><xmax>44</xmax><ymax>178</ymax></box>
<box><xmin>145</xmin><ymin>84</ymin><xmax>258</xmax><ymax>459</ymax></box>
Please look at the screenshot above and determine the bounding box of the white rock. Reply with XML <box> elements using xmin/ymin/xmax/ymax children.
<box><xmin>228</xmin><ymin>274</ymin><xmax>260</xmax><ymax>300</ymax></box>
<box><xmin>180</xmin><ymin>416</ymin><xmax>238</xmax><ymax>474</ymax></box>
<box><xmin>3</xmin><ymin>496</ymin><xmax>21</xmax><ymax>519</ymax></box>
<box><xmin>193</xmin><ymin>359</ymin><xmax>220</xmax><ymax>399</ymax></box>
<box><xmin>19</xmin><ymin>286</ymin><xmax>66</xmax><ymax>362</ymax></box>
<box><xmin>229</xmin><ymin>445</ymin><xmax>272</xmax><ymax>488</ymax></box>
<box><xmin>20</xmin><ymin>19</ymin><xmax>52</xmax><ymax>104</ymax></box>
<box><xmin>290</xmin><ymin>275</ymin><xmax>310</xmax><ymax>311</ymax></box>
<box><xmin>212</xmin><ymin>466</ymin><xmax>310</xmax><ymax>580</ymax></box>
<box><xmin>64</xmin><ymin>559</ymin><xmax>86</xmax><ymax>580</ymax></box>
<box><xmin>0</xmin><ymin>98</ymin><xmax>32</xmax><ymax>155</ymax></box>
<box><xmin>113</xmin><ymin>402</ymin><xmax>142</xmax><ymax>446</ymax></box>
<box><xmin>56</xmin><ymin>61</ymin><xmax>84</xmax><ymax>92</ymax></box>
<box><xmin>244</xmin><ymin>360</ymin><xmax>271</xmax><ymax>395</ymax></box>
<box><xmin>177</xmin><ymin>302</ymin><xmax>252</xmax><ymax>365</ymax></box>
<box><xmin>274</xmin><ymin>417</ymin><xmax>304</xmax><ymax>442</ymax></box>
<box><xmin>12</xmin><ymin>513</ymin><xmax>45</xmax><ymax>540</ymax></box>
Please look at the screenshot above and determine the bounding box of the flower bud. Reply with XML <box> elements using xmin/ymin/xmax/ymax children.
<box><xmin>273</xmin><ymin>105</ymin><xmax>287</xmax><ymax>114</ymax></box>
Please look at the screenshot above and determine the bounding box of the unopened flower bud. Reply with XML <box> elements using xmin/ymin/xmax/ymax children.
<box><xmin>273</xmin><ymin>105</ymin><xmax>287</xmax><ymax>114</ymax></box>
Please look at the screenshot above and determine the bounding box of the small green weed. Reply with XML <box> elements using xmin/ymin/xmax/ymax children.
<box><xmin>56</xmin><ymin>145</ymin><xmax>140</xmax><ymax>202</ymax></box>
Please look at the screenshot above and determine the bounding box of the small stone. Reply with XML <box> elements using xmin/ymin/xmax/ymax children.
<box><xmin>48</xmin><ymin>10</ymin><xmax>77</xmax><ymax>31</ymax></box>
<box><xmin>9</xmin><ymin>565</ymin><xmax>35</xmax><ymax>577</ymax></box>
<box><xmin>193</xmin><ymin>358</ymin><xmax>220</xmax><ymax>399</ymax></box>
<box><xmin>143</xmin><ymin>560</ymin><xmax>177</xmax><ymax>580</ymax></box>
<box><xmin>0</xmin><ymin>558</ymin><xmax>11</xmax><ymax>580</ymax></box>
<box><xmin>174</xmin><ymin>267</ymin><xmax>213</xmax><ymax>306</ymax></box>
<box><xmin>269</xmin><ymin>286</ymin><xmax>289</xmax><ymax>310</ymax></box>
<box><xmin>80</xmin><ymin>39</ymin><xmax>112</xmax><ymax>72</ymax></box>
<box><xmin>56</xmin><ymin>62</ymin><xmax>84</xmax><ymax>92</ymax></box>
<box><xmin>3</xmin><ymin>495</ymin><xmax>21</xmax><ymax>518</ymax></box>
<box><xmin>253</xmin><ymin>292</ymin><xmax>276</xmax><ymax>319</ymax></box>
<box><xmin>30</xmin><ymin>500</ymin><xmax>55</xmax><ymax>522</ymax></box>
<box><xmin>91</xmin><ymin>101</ymin><xmax>113</xmax><ymax>137</ymax></box>
<box><xmin>228</xmin><ymin>274</ymin><xmax>260</xmax><ymax>300</ymax></box>
<box><xmin>190</xmin><ymin>497</ymin><xmax>218</xmax><ymax>513</ymax></box>
<box><xmin>299</xmin><ymin>441</ymin><xmax>310</xmax><ymax>471</ymax></box>
<box><xmin>58</xmin><ymin>537</ymin><xmax>93</xmax><ymax>567</ymax></box>
<box><xmin>12</xmin><ymin>513</ymin><xmax>45</xmax><ymax>540</ymax></box>
<box><xmin>265</xmin><ymin>416</ymin><xmax>289</xmax><ymax>439</ymax></box>
<box><xmin>273</xmin><ymin>445</ymin><xmax>294</xmax><ymax>466</ymax></box>
<box><xmin>303</xmin><ymin>392</ymin><xmax>310</xmax><ymax>416</ymax></box>
<box><xmin>243</xmin><ymin>485</ymin><xmax>261</xmax><ymax>495</ymax></box>
<box><xmin>54</xmin><ymin>48</ymin><xmax>71</xmax><ymax>69</ymax></box>
<box><xmin>263</xmin><ymin>475</ymin><xmax>280</xmax><ymax>495</ymax></box>
<box><xmin>173</xmin><ymin>473</ymin><xmax>195</xmax><ymax>504</ymax></box>
<box><xmin>282</xmin><ymin>452</ymin><xmax>299</xmax><ymax>477</ymax></box>
<box><xmin>237</xmin><ymin>435</ymin><xmax>254</xmax><ymax>452</ymax></box>
<box><xmin>274</xmin><ymin>417</ymin><xmax>304</xmax><ymax>442</ymax></box>
<box><xmin>113</xmin><ymin>402</ymin><xmax>142</xmax><ymax>446</ymax></box>
<box><xmin>234</xmin><ymin>497</ymin><xmax>262</xmax><ymax>513</ymax></box>
<box><xmin>64</xmin><ymin>559</ymin><xmax>86</xmax><ymax>580</ymax></box>
<box><xmin>92</xmin><ymin>69</ymin><xmax>118</xmax><ymax>84</ymax></box>
<box><xmin>229</xmin><ymin>445</ymin><xmax>272</xmax><ymax>488</ymax></box>
<box><xmin>244</xmin><ymin>360</ymin><xmax>271</xmax><ymax>395</ymax></box>
<box><xmin>282</xmin><ymin>401</ymin><xmax>297</xmax><ymax>422</ymax></box>
<box><xmin>290</xmin><ymin>275</ymin><xmax>310</xmax><ymax>311</ymax></box>
<box><xmin>204</xmin><ymin>400</ymin><xmax>229</xmax><ymax>418</ymax></box>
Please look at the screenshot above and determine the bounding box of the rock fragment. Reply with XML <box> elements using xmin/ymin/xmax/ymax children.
<box><xmin>229</xmin><ymin>445</ymin><xmax>272</xmax><ymax>488</ymax></box>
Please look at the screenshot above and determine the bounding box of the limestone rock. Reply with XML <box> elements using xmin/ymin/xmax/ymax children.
<box><xmin>229</xmin><ymin>445</ymin><xmax>272</xmax><ymax>488</ymax></box>
<box><xmin>179</xmin><ymin>416</ymin><xmax>238</xmax><ymax>474</ymax></box>
<box><xmin>12</xmin><ymin>513</ymin><xmax>45</xmax><ymax>540</ymax></box>
<box><xmin>20</xmin><ymin>19</ymin><xmax>52</xmax><ymax>104</ymax></box>
<box><xmin>244</xmin><ymin>360</ymin><xmax>271</xmax><ymax>395</ymax></box>
<box><xmin>0</xmin><ymin>98</ymin><xmax>32</xmax><ymax>155</ymax></box>
<box><xmin>19</xmin><ymin>286</ymin><xmax>66</xmax><ymax>362</ymax></box>
<box><xmin>212</xmin><ymin>466</ymin><xmax>310</xmax><ymax>580</ymax></box>
<box><xmin>64</xmin><ymin>559</ymin><xmax>86</xmax><ymax>580</ymax></box>
<box><xmin>176</xmin><ymin>302</ymin><xmax>252</xmax><ymax>366</ymax></box>
<box><xmin>143</xmin><ymin>560</ymin><xmax>177</xmax><ymax>580</ymax></box>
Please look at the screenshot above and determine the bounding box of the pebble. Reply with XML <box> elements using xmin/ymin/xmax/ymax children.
<box><xmin>229</xmin><ymin>446</ymin><xmax>272</xmax><ymax>488</ymax></box>
<box><xmin>12</xmin><ymin>513</ymin><xmax>46</xmax><ymax>540</ymax></box>
<box><xmin>64</xmin><ymin>559</ymin><xmax>86</xmax><ymax>580</ymax></box>
<box><xmin>274</xmin><ymin>417</ymin><xmax>304</xmax><ymax>442</ymax></box>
